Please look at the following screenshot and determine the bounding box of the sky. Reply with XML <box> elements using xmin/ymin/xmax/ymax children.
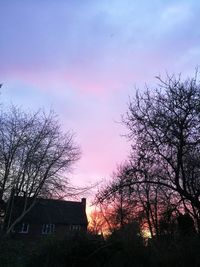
<box><xmin>1</xmin><ymin>0</ymin><xmax>200</xmax><ymax>192</ymax></box>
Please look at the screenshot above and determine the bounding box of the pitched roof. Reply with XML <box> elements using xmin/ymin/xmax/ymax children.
<box><xmin>12</xmin><ymin>197</ymin><xmax>88</xmax><ymax>225</ymax></box>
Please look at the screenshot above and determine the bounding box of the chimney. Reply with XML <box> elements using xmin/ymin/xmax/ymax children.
<box><xmin>81</xmin><ymin>198</ymin><xmax>86</xmax><ymax>209</ymax></box>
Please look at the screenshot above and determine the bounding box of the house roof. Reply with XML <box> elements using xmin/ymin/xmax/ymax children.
<box><xmin>12</xmin><ymin>197</ymin><xmax>88</xmax><ymax>225</ymax></box>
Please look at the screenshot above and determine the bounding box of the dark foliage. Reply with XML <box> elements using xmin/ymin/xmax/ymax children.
<box><xmin>0</xmin><ymin>228</ymin><xmax>200</xmax><ymax>267</ymax></box>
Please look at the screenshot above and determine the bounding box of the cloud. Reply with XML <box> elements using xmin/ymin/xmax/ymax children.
<box><xmin>1</xmin><ymin>0</ymin><xmax>200</xmax><ymax>185</ymax></box>
<box><xmin>1</xmin><ymin>0</ymin><xmax>200</xmax><ymax>95</ymax></box>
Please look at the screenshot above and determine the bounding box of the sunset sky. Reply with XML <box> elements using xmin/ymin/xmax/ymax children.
<box><xmin>1</xmin><ymin>0</ymin><xmax>200</xmax><ymax>190</ymax></box>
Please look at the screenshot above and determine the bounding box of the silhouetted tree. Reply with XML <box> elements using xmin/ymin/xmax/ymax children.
<box><xmin>95</xmin><ymin>164</ymin><xmax>140</xmax><ymax>234</ymax></box>
<box><xmin>122</xmin><ymin>73</ymin><xmax>200</xmax><ymax>211</ymax></box>
<box><xmin>96</xmin><ymin>162</ymin><xmax>181</xmax><ymax>237</ymax></box>
<box><xmin>0</xmin><ymin>106</ymin><xmax>80</xmax><ymax>233</ymax></box>
<box><xmin>88</xmin><ymin>209</ymin><xmax>107</xmax><ymax>235</ymax></box>
<box><xmin>96</xmin><ymin>72</ymin><xmax>200</xmax><ymax>238</ymax></box>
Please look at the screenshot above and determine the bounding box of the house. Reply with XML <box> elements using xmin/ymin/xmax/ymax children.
<box><xmin>10</xmin><ymin>197</ymin><xmax>88</xmax><ymax>239</ymax></box>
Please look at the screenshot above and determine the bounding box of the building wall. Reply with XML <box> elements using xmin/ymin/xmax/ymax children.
<box><xmin>12</xmin><ymin>222</ymin><xmax>87</xmax><ymax>240</ymax></box>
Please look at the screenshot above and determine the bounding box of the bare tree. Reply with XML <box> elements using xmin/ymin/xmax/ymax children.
<box><xmin>122</xmin><ymin>73</ymin><xmax>200</xmax><ymax>211</ymax></box>
<box><xmin>0</xmin><ymin>106</ymin><xmax>80</xmax><ymax>233</ymax></box>
<box><xmin>96</xmin><ymin>73</ymin><xmax>200</xmax><ymax>236</ymax></box>
<box><xmin>96</xmin><ymin>164</ymin><xmax>142</xmax><ymax>233</ymax></box>
<box><xmin>96</xmin><ymin>162</ymin><xmax>180</xmax><ymax>237</ymax></box>
<box><xmin>88</xmin><ymin>209</ymin><xmax>107</xmax><ymax>235</ymax></box>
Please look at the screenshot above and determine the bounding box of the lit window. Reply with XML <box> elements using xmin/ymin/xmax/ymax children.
<box><xmin>19</xmin><ymin>223</ymin><xmax>29</xmax><ymax>233</ymax></box>
<box><xmin>42</xmin><ymin>224</ymin><xmax>55</xmax><ymax>234</ymax></box>
<box><xmin>69</xmin><ymin>225</ymin><xmax>81</xmax><ymax>231</ymax></box>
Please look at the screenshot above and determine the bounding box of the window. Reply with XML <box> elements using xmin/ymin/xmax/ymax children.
<box><xmin>69</xmin><ymin>225</ymin><xmax>81</xmax><ymax>231</ymax></box>
<box><xmin>19</xmin><ymin>223</ymin><xmax>29</xmax><ymax>233</ymax></box>
<box><xmin>42</xmin><ymin>224</ymin><xmax>55</xmax><ymax>234</ymax></box>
